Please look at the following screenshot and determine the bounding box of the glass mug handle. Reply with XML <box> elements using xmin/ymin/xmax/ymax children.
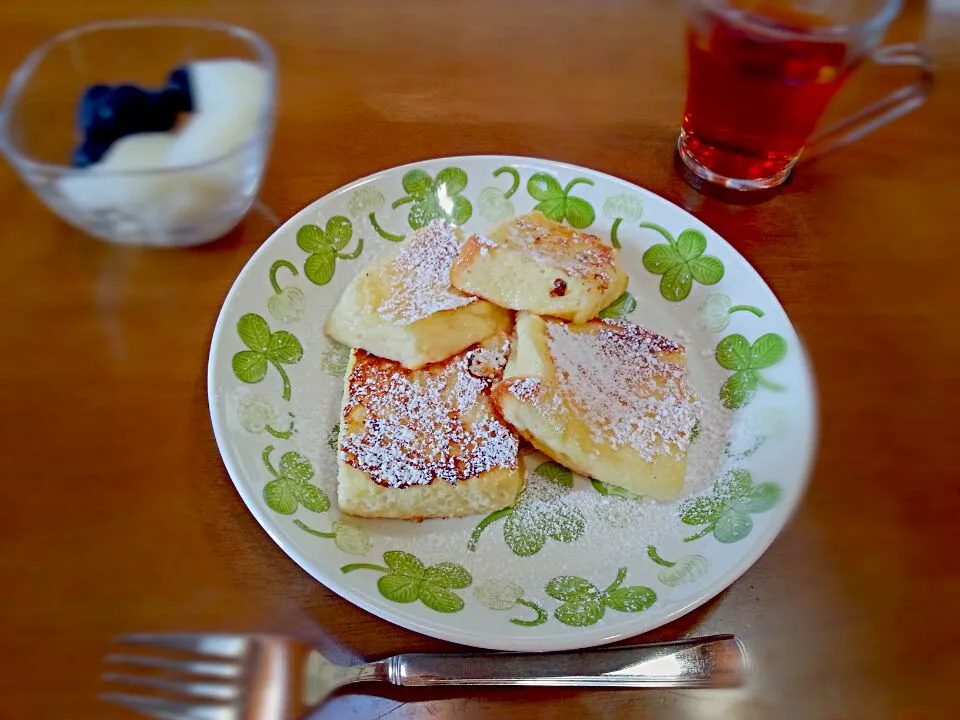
<box><xmin>802</xmin><ymin>42</ymin><xmax>934</xmax><ymax>161</ymax></box>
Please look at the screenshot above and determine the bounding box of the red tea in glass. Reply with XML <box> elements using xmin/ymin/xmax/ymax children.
<box><xmin>678</xmin><ymin>0</ymin><xmax>920</xmax><ymax>190</ymax></box>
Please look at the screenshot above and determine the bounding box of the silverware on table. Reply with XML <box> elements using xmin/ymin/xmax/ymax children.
<box><xmin>102</xmin><ymin>632</ymin><xmax>747</xmax><ymax>718</ymax></box>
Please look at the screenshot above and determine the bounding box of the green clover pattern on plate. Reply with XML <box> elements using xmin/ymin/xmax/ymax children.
<box><xmin>342</xmin><ymin>551</ymin><xmax>472</xmax><ymax>613</ymax></box>
<box><xmin>598</xmin><ymin>291</ymin><xmax>637</xmax><ymax>320</ymax></box>
<box><xmin>680</xmin><ymin>469</ymin><xmax>781</xmax><ymax>543</ymax></box>
<box><xmin>467</xmin><ymin>461</ymin><xmax>585</xmax><ymax>556</ymax></box>
<box><xmin>349</xmin><ymin>186</ymin><xmax>406</xmax><ymax>243</ymax></box>
<box><xmin>393</xmin><ymin>167</ymin><xmax>472</xmax><ymax>229</ymax></box>
<box><xmin>267</xmin><ymin>260</ymin><xmax>306</xmax><ymax>323</ymax></box>
<box><xmin>296</xmin><ymin>216</ymin><xmax>364</xmax><ymax>286</ymax></box>
<box><xmin>646</xmin><ymin>546</ymin><xmax>708</xmax><ymax>587</ymax></box>
<box><xmin>232</xmin><ymin>313</ymin><xmax>303</xmax><ymax>401</ymax></box>
<box><xmin>326</xmin><ymin>423</ymin><xmax>340</xmax><ymax>452</ymax></box>
<box><xmin>320</xmin><ymin>341</ymin><xmax>351</xmax><ymax>376</ymax></box>
<box><xmin>236</xmin><ymin>394</ymin><xmax>295</xmax><ymax>439</ymax></box>
<box><xmin>527</xmin><ymin>173</ymin><xmax>596</xmax><ymax>228</ymax></box>
<box><xmin>696</xmin><ymin>293</ymin><xmax>764</xmax><ymax>333</ymax></box>
<box><xmin>295</xmin><ymin>518</ymin><xmax>372</xmax><ymax>556</ymax></box>
<box><xmin>546</xmin><ymin>568</ymin><xmax>656</xmax><ymax>627</ymax></box>
<box><xmin>476</xmin><ymin>167</ymin><xmax>521</xmax><ymax>223</ymax></box>
<box><xmin>724</xmin><ymin>407</ymin><xmax>791</xmax><ymax>461</ymax></box>
<box><xmin>531</xmin><ymin>461</ymin><xmax>574</xmax><ymax>487</ymax></box>
<box><xmin>260</xmin><ymin>445</ymin><xmax>330</xmax><ymax>515</ymax></box>
<box><xmin>348</xmin><ymin>186</ymin><xmax>384</xmax><ymax>221</ymax></box>
<box><xmin>641</xmin><ymin>223</ymin><xmax>724</xmax><ymax>301</ymax></box>
<box><xmin>603</xmin><ymin>193</ymin><xmax>644</xmax><ymax>248</ymax></box>
<box><xmin>590</xmin><ymin>479</ymin><xmax>641</xmax><ymax>501</ymax></box>
<box><xmin>725</xmin><ymin>435</ymin><xmax>764</xmax><ymax>460</ymax></box>
<box><xmin>716</xmin><ymin>333</ymin><xmax>788</xmax><ymax>409</ymax></box>
<box><xmin>473</xmin><ymin>579</ymin><xmax>548</xmax><ymax>627</ymax></box>
<box><xmin>690</xmin><ymin>420</ymin><xmax>702</xmax><ymax>442</ymax></box>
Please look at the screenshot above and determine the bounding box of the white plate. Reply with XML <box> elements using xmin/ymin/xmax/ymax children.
<box><xmin>208</xmin><ymin>155</ymin><xmax>817</xmax><ymax>651</ymax></box>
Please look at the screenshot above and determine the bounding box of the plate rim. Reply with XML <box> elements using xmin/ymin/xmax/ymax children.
<box><xmin>207</xmin><ymin>153</ymin><xmax>819</xmax><ymax>651</ymax></box>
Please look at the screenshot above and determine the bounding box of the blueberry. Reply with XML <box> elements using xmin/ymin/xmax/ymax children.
<box><xmin>140</xmin><ymin>90</ymin><xmax>181</xmax><ymax>132</ymax></box>
<box><xmin>86</xmin><ymin>84</ymin><xmax>154</xmax><ymax>141</ymax></box>
<box><xmin>71</xmin><ymin>138</ymin><xmax>111</xmax><ymax>168</ymax></box>
<box><xmin>165</xmin><ymin>66</ymin><xmax>193</xmax><ymax>113</ymax></box>
<box><xmin>76</xmin><ymin>75</ymin><xmax>186</xmax><ymax>154</ymax></box>
<box><xmin>77</xmin><ymin>84</ymin><xmax>113</xmax><ymax>136</ymax></box>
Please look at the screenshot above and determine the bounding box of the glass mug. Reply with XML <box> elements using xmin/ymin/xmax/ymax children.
<box><xmin>678</xmin><ymin>0</ymin><xmax>934</xmax><ymax>190</ymax></box>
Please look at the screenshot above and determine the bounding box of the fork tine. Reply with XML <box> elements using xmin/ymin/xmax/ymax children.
<box><xmin>100</xmin><ymin>692</ymin><xmax>234</xmax><ymax>719</ymax></box>
<box><xmin>102</xmin><ymin>672</ymin><xmax>239</xmax><ymax>700</ymax></box>
<box><xmin>115</xmin><ymin>633</ymin><xmax>250</xmax><ymax>658</ymax></box>
<box><xmin>106</xmin><ymin>654</ymin><xmax>239</xmax><ymax>679</ymax></box>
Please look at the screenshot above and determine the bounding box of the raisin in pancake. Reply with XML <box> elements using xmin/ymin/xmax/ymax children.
<box><xmin>450</xmin><ymin>211</ymin><xmax>628</xmax><ymax>324</ymax></box>
<box><xmin>490</xmin><ymin>313</ymin><xmax>700</xmax><ymax>501</ymax></box>
<box><xmin>325</xmin><ymin>220</ymin><xmax>511</xmax><ymax>369</ymax></box>
<box><xmin>337</xmin><ymin>334</ymin><xmax>524</xmax><ymax>520</ymax></box>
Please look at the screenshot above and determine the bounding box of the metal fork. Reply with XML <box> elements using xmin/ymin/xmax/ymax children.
<box><xmin>102</xmin><ymin>633</ymin><xmax>747</xmax><ymax>719</ymax></box>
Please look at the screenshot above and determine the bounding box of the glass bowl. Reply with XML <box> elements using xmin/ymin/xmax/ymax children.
<box><xmin>0</xmin><ymin>19</ymin><xmax>277</xmax><ymax>247</ymax></box>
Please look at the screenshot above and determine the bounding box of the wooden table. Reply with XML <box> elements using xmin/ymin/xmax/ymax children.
<box><xmin>1</xmin><ymin>1</ymin><xmax>958</xmax><ymax>718</ymax></box>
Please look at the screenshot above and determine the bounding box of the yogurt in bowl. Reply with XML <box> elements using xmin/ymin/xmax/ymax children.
<box><xmin>0</xmin><ymin>20</ymin><xmax>276</xmax><ymax>246</ymax></box>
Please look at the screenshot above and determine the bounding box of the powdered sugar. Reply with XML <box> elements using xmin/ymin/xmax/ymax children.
<box><xmin>378</xmin><ymin>220</ymin><xmax>475</xmax><ymax>325</ymax></box>
<box><xmin>261</xmin><ymin>292</ymin><xmax>733</xmax><ymax>604</ymax></box>
<box><xmin>503</xmin><ymin>216</ymin><xmax>616</xmax><ymax>284</ymax></box>
<box><xmin>465</xmin><ymin>457</ymin><xmax>678</xmax><ymax>565</ymax></box>
<box><xmin>364</xmin><ymin>452</ymin><xmax>682</xmax><ymax>584</ymax></box>
<box><xmin>508</xmin><ymin>376</ymin><xmax>542</xmax><ymax>401</ymax></box>
<box><xmin>339</xmin><ymin>346</ymin><xmax>519</xmax><ymax>489</ymax></box>
<box><xmin>545</xmin><ymin>319</ymin><xmax>701</xmax><ymax>462</ymax></box>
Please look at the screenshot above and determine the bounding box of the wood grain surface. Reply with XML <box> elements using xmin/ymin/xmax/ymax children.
<box><xmin>1</xmin><ymin>1</ymin><xmax>958</xmax><ymax>718</ymax></box>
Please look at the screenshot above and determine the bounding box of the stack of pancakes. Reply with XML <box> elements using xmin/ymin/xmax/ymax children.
<box><xmin>326</xmin><ymin>210</ymin><xmax>700</xmax><ymax>520</ymax></box>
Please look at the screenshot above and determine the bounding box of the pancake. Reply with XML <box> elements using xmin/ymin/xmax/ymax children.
<box><xmin>325</xmin><ymin>220</ymin><xmax>512</xmax><ymax>369</ymax></box>
<box><xmin>337</xmin><ymin>334</ymin><xmax>524</xmax><ymax>519</ymax></box>
<box><xmin>490</xmin><ymin>313</ymin><xmax>700</xmax><ymax>501</ymax></box>
<box><xmin>450</xmin><ymin>211</ymin><xmax>628</xmax><ymax>324</ymax></box>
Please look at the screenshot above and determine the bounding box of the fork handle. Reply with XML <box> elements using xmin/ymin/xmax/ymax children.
<box><xmin>384</xmin><ymin>635</ymin><xmax>746</xmax><ymax>689</ymax></box>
